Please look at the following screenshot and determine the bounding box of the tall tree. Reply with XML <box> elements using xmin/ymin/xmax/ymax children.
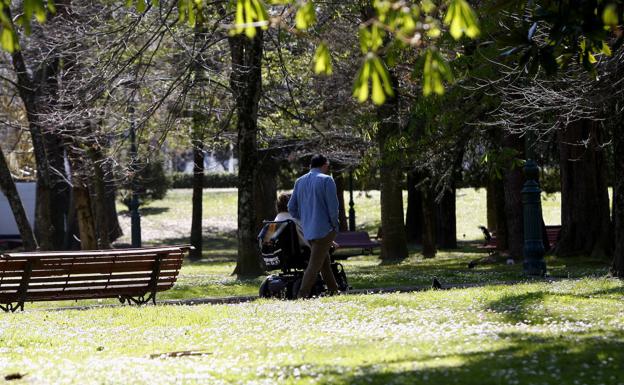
<box><xmin>555</xmin><ymin>120</ymin><xmax>611</xmax><ymax>257</ymax></box>
<box><xmin>229</xmin><ymin>30</ymin><xmax>265</xmax><ymax>278</ymax></box>
<box><xmin>0</xmin><ymin>147</ymin><xmax>37</xmax><ymax>250</ymax></box>
<box><xmin>376</xmin><ymin>71</ymin><xmax>409</xmax><ymax>261</ymax></box>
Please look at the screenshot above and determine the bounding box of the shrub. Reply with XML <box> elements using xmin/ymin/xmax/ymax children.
<box><xmin>119</xmin><ymin>158</ymin><xmax>170</xmax><ymax>208</ymax></box>
<box><xmin>170</xmin><ymin>172</ymin><xmax>238</xmax><ymax>188</ymax></box>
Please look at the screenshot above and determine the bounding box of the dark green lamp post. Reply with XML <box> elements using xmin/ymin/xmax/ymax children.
<box><xmin>522</xmin><ymin>159</ymin><xmax>546</xmax><ymax>276</ymax></box>
<box><xmin>128</xmin><ymin>103</ymin><xmax>141</xmax><ymax>248</ymax></box>
<box><xmin>348</xmin><ymin>171</ymin><xmax>356</xmax><ymax>231</ymax></box>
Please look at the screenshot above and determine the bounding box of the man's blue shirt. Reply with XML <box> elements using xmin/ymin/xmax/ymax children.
<box><xmin>287</xmin><ymin>168</ymin><xmax>339</xmax><ymax>241</ymax></box>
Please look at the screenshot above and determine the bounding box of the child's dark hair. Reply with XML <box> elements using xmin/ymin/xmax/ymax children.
<box><xmin>276</xmin><ymin>193</ymin><xmax>291</xmax><ymax>213</ymax></box>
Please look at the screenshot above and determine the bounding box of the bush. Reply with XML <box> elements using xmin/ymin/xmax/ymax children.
<box><xmin>170</xmin><ymin>172</ymin><xmax>238</xmax><ymax>188</ymax></box>
<box><xmin>120</xmin><ymin>158</ymin><xmax>170</xmax><ymax>208</ymax></box>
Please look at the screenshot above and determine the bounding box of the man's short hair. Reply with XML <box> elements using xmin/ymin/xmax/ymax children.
<box><xmin>276</xmin><ymin>193</ymin><xmax>291</xmax><ymax>213</ymax></box>
<box><xmin>310</xmin><ymin>154</ymin><xmax>328</xmax><ymax>169</ymax></box>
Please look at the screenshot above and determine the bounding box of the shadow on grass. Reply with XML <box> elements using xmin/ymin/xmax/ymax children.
<box><xmin>312</xmin><ymin>334</ymin><xmax>624</xmax><ymax>385</ymax></box>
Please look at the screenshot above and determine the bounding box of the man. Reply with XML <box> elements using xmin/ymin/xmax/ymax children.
<box><xmin>288</xmin><ymin>154</ymin><xmax>340</xmax><ymax>298</ymax></box>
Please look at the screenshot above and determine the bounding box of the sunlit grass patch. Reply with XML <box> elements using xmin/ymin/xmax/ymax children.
<box><xmin>1</xmin><ymin>279</ymin><xmax>623</xmax><ymax>384</ymax></box>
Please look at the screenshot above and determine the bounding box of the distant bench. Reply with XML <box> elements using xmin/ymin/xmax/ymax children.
<box><xmin>334</xmin><ymin>231</ymin><xmax>380</xmax><ymax>258</ymax></box>
<box><xmin>0</xmin><ymin>245</ymin><xmax>191</xmax><ymax>312</ymax></box>
<box><xmin>478</xmin><ymin>225</ymin><xmax>561</xmax><ymax>254</ymax></box>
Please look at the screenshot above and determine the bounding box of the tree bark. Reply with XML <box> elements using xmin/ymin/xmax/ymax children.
<box><xmin>555</xmin><ymin>120</ymin><xmax>611</xmax><ymax>258</ymax></box>
<box><xmin>377</xmin><ymin>70</ymin><xmax>408</xmax><ymax>261</ymax></box>
<box><xmin>88</xmin><ymin>145</ymin><xmax>112</xmax><ymax>249</ymax></box>
<box><xmin>9</xmin><ymin>45</ymin><xmax>56</xmax><ymax>250</ymax></box>
<box><xmin>486</xmin><ymin>180</ymin><xmax>497</xmax><ymax>230</ymax></box>
<box><xmin>610</xmin><ymin>122</ymin><xmax>624</xmax><ymax>276</ymax></box>
<box><xmin>436</xmin><ymin>186</ymin><xmax>457</xmax><ymax>249</ymax></box>
<box><xmin>254</xmin><ymin>155</ymin><xmax>277</xmax><ymax>232</ymax></box>
<box><xmin>421</xmin><ymin>183</ymin><xmax>437</xmax><ymax>258</ymax></box>
<box><xmin>67</xmin><ymin>147</ymin><xmax>98</xmax><ymax>251</ymax></box>
<box><xmin>494</xmin><ymin>176</ymin><xmax>509</xmax><ymax>251</ymax></box>
<box><xmin>503</xmin><ymin>133</ymin><xmax>525</xmax><ymax>258</ymax></box>
<box><xmin>335</xmin><ymin>173</ymin><xmax>348</xmax><ymax>232</ymax></box>
<box><xmin>229</xmin><ymin>31</ymin><xmax>265</xmax><ymax>278</ymax></box>
<box><xmin>405</xmin><ymin>170</ymin><xmax>423</xmax><ymax>243</ymax></box>
<box><xmin>190</xmin><ymin>124</ymin><xmax>205</xmax><ymax>261</ymax></box>
<box><xmin>0</xmin><ymin>147</ymin><xmax>38</xmax><ymax>250</ymax></box>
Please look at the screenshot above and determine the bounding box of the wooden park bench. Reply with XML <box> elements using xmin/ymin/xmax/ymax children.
<box><xmin>334</xmin><ymin>231</ymin><xmax>380</xmax><ymax>258</ymax></box>
<box><xmin>477</xmin><ymin>225</ymin><xmax>562</xmax><ymax>254</ymax></box>
<box><xmin>0</xmin><ymin>245</ymin><xmax>191</xmax><ymax>312</ymax></box>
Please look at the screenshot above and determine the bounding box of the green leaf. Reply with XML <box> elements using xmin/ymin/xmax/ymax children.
<box><xmin>603</xmin><ymin>4</ymin><xmax>619</xmax><ymax>27</ymax></box>
<box><xmin>313</xmin><ymin>43</ymin><xmax>332</xmax><ymax>75</ymax></box>
<box><xmin>443</xmin><ymin>0</ymin><xmax>480</xmax><ymax>40</ymax></box>
<box><xmin>1</xmin><ymin>27</ymin><xmax>16</xmax><ymax>53</ymax></box>
<box><xmin>295</xmin><ymin>1</ymin><xmax>316</xmax><ymax>30</ymax></box>
<box><xmin>421</xmin><ymin>49</ymin><xmax>452</xmax><ymax>96</ymax></box>
<box><xmin>137</xmin><ymin>0</ymin><xmax>146</xmax><ymax>13</ymax></box>
<box><xmin>372</xmin><ymin>57</ymin><xmax>394</xmax><ymax>96</ymax></box>
<box><xmin>371</xmin><ymin>70</ymin><xmax>385</xmax><ymax>105</ymax></box>
<box><xmin>353</xmin><ymin>60</ymin><xmax>371</xmax><ymax>102</ymax></box>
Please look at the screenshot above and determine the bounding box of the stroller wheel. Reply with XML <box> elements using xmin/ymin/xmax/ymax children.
<box><xmin>259</xmin><ymin>277</ymin><xmax>271</xmax><ymax>298</ymax></box>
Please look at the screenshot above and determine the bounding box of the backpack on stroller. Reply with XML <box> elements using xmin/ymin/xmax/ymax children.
<box><xmin>257</xmin><ymin>220</ymin><xmax>349</xmax><ymax>299</ymax></box>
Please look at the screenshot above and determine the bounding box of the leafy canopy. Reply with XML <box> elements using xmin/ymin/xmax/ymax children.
<box><xmin>0</xmin><ymin>0</ymin><xmax>481</xmax><ymax>102</ymax></box>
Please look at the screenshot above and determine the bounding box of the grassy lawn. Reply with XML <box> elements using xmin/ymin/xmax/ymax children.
<box><xmin>2</xmin><ymin>188</ymin><xmax>621</xmax><ymax>384</ymax></box>
<box><xmin>1</xmin><ymin>279</ymin><xmax>623</xmax><ymax>384</ymax></box>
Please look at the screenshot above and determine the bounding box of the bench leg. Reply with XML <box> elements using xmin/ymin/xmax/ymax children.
<box><xmin>118</xmin><ymin>292</ymin><xmax>156</xmax><ymax>306</ymax></box>
<box><xmin>0</xmin><ymin>302</ymin><xmax>24</xmax><ymax>312</ymax></box>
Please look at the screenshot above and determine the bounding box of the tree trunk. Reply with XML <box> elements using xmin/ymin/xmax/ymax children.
<box><xmin>0</xmin><ymin>147</ymin><xmax>38</xmax><ymax>250</ymax></box>
<box><xmin>190</xmin><ymin>129</ymin><xmax>205</xmax><ymax>261</ymax></box>
<box><xmin>405</xmin><ymin>170</ymin><xmax>423</xmax><ymax>243</ymax></box>
<box><xmin>68</xmin><ymin>147</ymin><xmax>98</xmax><ymax>251</ymax></box>
<box><xmin>377</xmin><ymin>70</ymin><xmax>408</xmax><ymax>261</ymax></box>
<box><xmin>254</xmin><ymin>155</ymin><xmax>277</xmax><ymax>231</ymax></box>
<box><xmin>436</xmin><ymin>186</ymin><xmax>457</xmax><ymax>249</ymax></box>
<box><xmin>486</xmin><ymin>180</ymin><xmax>497</xmax><ymax>231</ymax></box>
<box><xmin>89</xmin><ymin>146</ymin><xmax>112</xmax><ymax>249</ymax></box>
<box><xmin>44</xmin><ymin>130</ymin><xmax>70</xmax><ymax>250</ymax></box>
<box><xmin>610</xmin><ymin>122</ymin><xmax>624</xmax><ymax>276</ymax></box>
<box><xmin>421</xmin><ymin>184</ymin><xmax>437</xmax><ymax>258</ymax></box>
<box><xmin>103</xmin><ymin>160</ymin><xmax>122</xmax><ymax>242</ymax></box>
<box><xmin>555</xmin><ymin>120</ymin><xmax>611</xmax><ymax>257</ymax></box>
<box><xmin>10</xmin><ymin>46</ymin><xmax>56</xmax><ymax>250</ymax></box>
<box><xmin>73</xmin><ymin>184</ymin><xmax>98</xmax><ymax>250</ymax></box>
<box><xmin>229</xmin><ymin>31</ymin><xmax>265</xmax><ymax>278</ymax></box>
<box><xmin>335</xmin><ymin>173</ymin><xmax>348</xmax><ymax>232</ymax></box>
<box><xmin>503</xmin><ymin>133</ymin><xmax>525</xmax><ymax>258</ymax></box>
<box><xmin>494</xmin><ymin>176</ymin><xmax>509</xmax><ymax>251</ymax></box>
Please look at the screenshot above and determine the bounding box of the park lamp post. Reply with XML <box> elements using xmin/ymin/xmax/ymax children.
<box><xmin>522</xmin><ymin>158</ymin><xmax>546</xmax><ymax>276</ymax></box>
<box><xmin>128</xmin><ymin>100</ymin><xmax>141</xmax><ymax>248</ymax></box>
<box><xmin>348</xmin><ymin>171</ymin><xmax>356</xmax><ymax>231</ymax></box>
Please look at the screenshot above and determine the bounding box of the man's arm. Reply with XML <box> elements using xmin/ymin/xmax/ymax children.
<box><xmin>288</xmin><ymin>180</ymin><xmax>300</xmax><ymax>219</ymax></box>
<box><xmin>325</xmin><ymin>177</ymin><xmax>339</xmax><ymax>230</ymax></box>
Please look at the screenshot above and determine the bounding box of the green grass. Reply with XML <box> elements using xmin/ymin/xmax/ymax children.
<box><xmin>1</xmin><ymin>279</ymin><xmax>623</xmax><ymax>384</ymax></box>
<box><xmin>2</xmin><ymin>188</ymin><xmax>621</xmax><ymax>384</ymax></box>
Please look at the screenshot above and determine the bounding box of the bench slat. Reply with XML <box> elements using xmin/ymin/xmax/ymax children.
<box><xmin>2</xmin><ymin>246</ymin><xmax>188</xmax><ymax>259</ymax></box>
<box><xmin>24</xmin><ymin>278</ymin><xmax>177</xmax><ymax>291</ymax></box>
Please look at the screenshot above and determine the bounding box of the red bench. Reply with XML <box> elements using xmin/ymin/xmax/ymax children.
<box><xmin>478</xmin><ymin>225</ymin><xmax>561</xmax><ymax>253</ymax></box>
<box><xmin>0</xmin><ymin>245</ymin><xmax>191</xmax><ymax>312</ymax></box>
<box><xmin>334</xmin><ymin>231</ymin><xmax>380</xmax><ymax>257</ymax></box>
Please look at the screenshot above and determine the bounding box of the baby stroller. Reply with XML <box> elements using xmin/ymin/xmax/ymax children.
<box><xmin>257</xmin><ymin>220</ymin><xmax>349</xmax><ymax>299</ymax></box>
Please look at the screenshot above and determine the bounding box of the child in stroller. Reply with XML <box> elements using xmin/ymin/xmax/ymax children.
<box><xmin>257</xmin><ymin>219</ymin><xmax>349</xmax><ymax>299</ymax></box>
